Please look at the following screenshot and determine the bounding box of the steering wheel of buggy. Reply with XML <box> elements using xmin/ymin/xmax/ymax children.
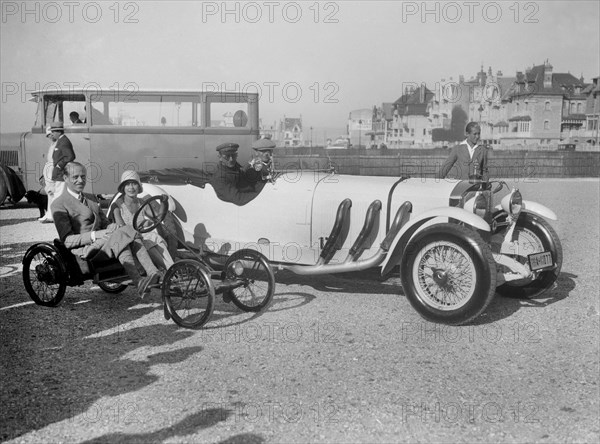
<box><xmin>133</xmin><ymin>194</ymin><xmax>169</xmax><ymax>234</ymax></box>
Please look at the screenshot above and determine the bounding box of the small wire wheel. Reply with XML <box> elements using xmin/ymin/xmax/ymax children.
<box><xmin>22</xmin><ymin>243</ymin><xmax>67</xmax><ymax>307</ymax></box>
<box><xmin>98</xmin><ymin>281</ymin><xmax>128</xmax><ymax>294</ymax></box>
<box><xmin>222</xmin><ymin>249</ymin><xmax>275</xmax><ymax>312</ymax></box>
<box><xmin>162</xmin><ymin>260</ymin><xmax>215</xmax><ymax>328</ymax></box>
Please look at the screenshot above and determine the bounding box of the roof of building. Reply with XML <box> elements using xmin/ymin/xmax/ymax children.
<box><xmin>393</xmin><ymin>87</ymin><xmax>434</xmax><ymax>116</ymax></box>
<box><xmin>283</xmin><ymin>117</ymin><xmax>302</xmax><ymax>131</ymax></box>
<box><xmin>511</xmin><ymin>63</ymin><xmax>585</xmax><ymax>98</ymax></box>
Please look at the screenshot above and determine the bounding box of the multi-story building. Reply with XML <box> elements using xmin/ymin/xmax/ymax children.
<box><xmin>465</xmin><ymin>66</ymin><xmax>515</xmax><ymax>145</ymax></box>
<box><xmin>503</xmin><ymin>60</ymin><xmax>586</xmax><ymax>147</ymax></box>
<box><xmin>583</xmin><ymin>76</ymin><xmax>600</xmax><ymax>146</ymax></box>
<box><xmin>391</xmin><ymin>86</ymin><xmax>435</xmax><ymax>147</ymax></box>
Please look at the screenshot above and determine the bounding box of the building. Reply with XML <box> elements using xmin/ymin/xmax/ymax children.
<box><xmin>259</xmin><ymin>116</ymin><xmax>305</xmax><ymax>147</ymax></box>
<box><xmin>347</xmin><ymin>109</ymin><xmax>372</xmax><ymax>148</ymax></box>
<box><xmin>583</xmin><ymin>76</ymin><xmax>600</xmax><ymax>145</ymax></box>
<box><xmin>391</xmin><ymin>85</ymin><xmax>435</xmax><ymax>147</ymax></box>
<box><xmin>465</xmin><ymin>66</ymin><xmax>515</xmax><ymax>146</ymax></box>
<box><xmin>503</xmin><ymin>60</ymin><xmax>587</xmax><ymax>147</ymax></box>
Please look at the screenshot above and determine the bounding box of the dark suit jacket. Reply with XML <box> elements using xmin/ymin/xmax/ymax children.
<box><xmin>51</xmin><ymin>135</ymin><xmax>76</xmax><ymax>181</ymax></box>
<box><xmin>52</xmin><ymin>190</ymin><xmax>135</xmax><ymax>260</ymax></box>
<box><xmin>209</xmin><ymin>163</ymin><xmax>265</xmax><ymax>206</ymax></box>
<box><xmin>440</xmin><ymin>142</ymin><xmax>489</xmax><ymax>181</ymax></box>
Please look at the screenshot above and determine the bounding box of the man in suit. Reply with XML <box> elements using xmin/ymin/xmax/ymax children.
<box><xmin>52</xmin><ymin>162</ymin><xmax>160</xmax><ymax>297</ymax></box>
<box><xmin>440</xmin><ymin>122</ymin><xmax>489</xmax><ymax>181</ymax></box>
<box><xmin>48</xmin><ymin>121</ymin><xmax>76</xmax><ymax>200</ymax></box>
<box><xmin>209</xmin><ymin>142</ymin><xmax>265</xmax><ymax>206</ymax></box>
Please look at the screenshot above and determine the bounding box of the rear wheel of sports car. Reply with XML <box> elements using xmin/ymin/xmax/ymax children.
<box><xmin>222</xmin><ymin>249</ymin><xmax>275</xmax><ymax>312</ymax></box>
<box><xmin>98</xmin><ymin>281</ymin><xmax>128</xmax><ymax>294</ymax></box>
<box><xmin>22</xmin><ymin>243</ymin><xmax>67</xmax><ymax>307</ymax></box>
<box><xmin>162</xmin><ymin>260</ymin><xmax>215</xmax><ymax>328</ymax></box>
<box><xmin>401</xmin><ymin>223</ymin><xmax>496</xmax><ymax>325</ymax></box>
<box><xmin>496</xmin><ymin>212</ymin><xmax>563</xmax><ymax>298</ymax></box>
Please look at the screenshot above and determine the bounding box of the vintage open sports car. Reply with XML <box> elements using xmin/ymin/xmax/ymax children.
<box><xmin>136</xmin><ymin>165</ymin><xmax>562</xmax><ymax>326</ymax></box>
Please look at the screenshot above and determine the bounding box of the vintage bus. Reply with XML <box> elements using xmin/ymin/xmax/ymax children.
<box><xmin>8</xmin><ymin>88</ymin><xmax>260</xmax><ymax>196</ymax></box>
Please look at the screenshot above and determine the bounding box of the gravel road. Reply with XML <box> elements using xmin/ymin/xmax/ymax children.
<box><xmin>1</xmin><ymin>178</ymin><xmax>598</xmax><ymax>443</ymax></box>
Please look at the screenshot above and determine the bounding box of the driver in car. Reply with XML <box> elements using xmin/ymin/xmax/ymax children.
<box><xmin>209</xmin><ymin>142</ymin><xmax>267</xmax><ymax>206</ymax></box>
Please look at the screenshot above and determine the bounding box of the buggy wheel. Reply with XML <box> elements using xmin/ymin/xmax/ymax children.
<box><xmin>98</xmin><ymin>281</ymin><xmax>128</xmax><ymax>294</ymax></box>
<box><xmin>401</xmin><ymin>224</ymin><xmax>496</xmax><ymax>325</ymax></box>
<box><xmin>22</xmin><ymin>243</ymin><xmax>67</xmax><ymax>307</ymax></box>
<box><xmin>162</xmin><ymin>260</ymin><xmax>214</xmax><ymax>328</ymax></box>
<box><xmin>222</xmin><ymin>249</ymin><xmax>275</xmax><ymax>312</ymax></box>
<box><xmin>496</xmin><ymin>212</ymin><xmax>563</xmax><ymax>298</ymax></box>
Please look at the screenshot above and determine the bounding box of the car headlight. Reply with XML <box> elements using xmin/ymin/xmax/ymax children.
<box><xmin>473</xmin><ymin>192</ymin><xmax>488</xmax><ymax>218</ymax></box>
<box><xmin>509</xmin><ymin>189</ymin><xmax>522</xmax><ymax>216</ymax></box>
<box><xmin>500</xmin><ymin>188</ymin><xmax>523</xmax><ymax>217</ymax></box>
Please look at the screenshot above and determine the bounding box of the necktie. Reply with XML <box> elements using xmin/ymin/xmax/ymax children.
<box><xmin>79</xmin><ymin>194</ymin><xmax>88</xmax><ymax>207</ymax></box>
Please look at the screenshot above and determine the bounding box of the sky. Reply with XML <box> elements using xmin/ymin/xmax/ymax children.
<box><xmin>1</xmin><ymin>0</ymin><xmax>599</xmax><ymax>142</ymax></box>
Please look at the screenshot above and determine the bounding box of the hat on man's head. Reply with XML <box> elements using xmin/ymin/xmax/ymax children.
<box><xmin>45</xmin><ymin>126</ymin><xmax>52</xmax><ymax>137</ymax></box>
<box><xmin>118</xmin><ymin>170</ymin><xmax>143</xmax><ymax>193</ymax></box>
<box><xmin>216</xmin><ymin>142</ymin><xmax>239</xmax><ymax>155</ymax></box>
<box><xmin>48</xmin><ymin>122</ymin><xmax>64</xmax><ymax>132</ymax></box>
<box><xmin>252</xmin><ymin>138</ymin><xmax>276</xmax><ymax>151</ymax></box>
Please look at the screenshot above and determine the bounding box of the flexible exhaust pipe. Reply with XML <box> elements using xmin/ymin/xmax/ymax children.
<box><xmin>344</xmin><ymin>200</ymin><xmax>382</xmax><ymax>262</ymax></box>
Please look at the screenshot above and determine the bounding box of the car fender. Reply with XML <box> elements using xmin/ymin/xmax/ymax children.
<box><xmin>143</xmin><ymin>183</ymin><xmax>176</xmax><ymax>212</ymax></box>
<box><xmin>380</xmin><ymin>206</ymin><xmax>490</xmax><ymax>276</ymax></box>
<box><xmin>495</xmin><ymin>199</ymin><xmax>557</xmax><ymax>221</ymax></box>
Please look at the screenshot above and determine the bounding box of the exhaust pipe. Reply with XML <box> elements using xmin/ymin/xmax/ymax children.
<box><xmin>283</xmin><ymin>201</ymin><xmax>413</xmax><ymax>276</ymax></box>
<box><xmin>344</xmin><ymin>200</ymin><xmax>381</xmax><ymax>262</ymax></box>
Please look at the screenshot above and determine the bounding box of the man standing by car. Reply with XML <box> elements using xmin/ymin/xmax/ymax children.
<box><xmin>209</xmin><ymin>142</ymin><xmax>265</xmax><ymax>206</ymax></box>
<box><xmin>440</xmin><ymin>122</ymin><xmax>489</xmax><ymax>181</ymax></box>
<box><xmin>48</xmin><ymin>122</ymin><xmax>76</xmax><ymax>199</ymax></box>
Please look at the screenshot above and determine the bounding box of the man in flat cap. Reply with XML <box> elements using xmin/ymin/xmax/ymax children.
<box><xmin>209</xmin><ymin>142</ymin><xmax>266</xmax><ymax>206</ymax></box>
<box><xmin>245</xmin><ymin>138</ymin><xmax>276</xmax><ymax>184</ymax></box>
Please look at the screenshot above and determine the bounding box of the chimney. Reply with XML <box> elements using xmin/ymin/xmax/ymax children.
<box><xmin>420</xmin><ymin>87</ymin><xmax>425</xmax><ymax>103</ymax></box>
<box><xmin>544</xmin><ymin>59</ymin><xmax>553</xmax><ymax>89</ymax></box>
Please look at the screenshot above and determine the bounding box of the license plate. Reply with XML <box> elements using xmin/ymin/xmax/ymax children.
<box><xmin>528</xmin><ymin>251</ymin><xmax>553</xmax><ymax>271</ymax></box>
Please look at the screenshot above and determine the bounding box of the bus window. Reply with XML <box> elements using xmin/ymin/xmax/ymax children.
<box><xmin>208</xmin><ymin>102</ymin><xmax>249</xmax><ymax>128</ymax></box>
<box><xmin>63</xmin><ymin>101</ymin><xmax>86</xmax><ymax>126</ymax></box>
<box><xmin>43</xmin><ymin>94</ymin><xmax>86</xmax><ymax>126</ymax></box>
<box><xmin>105</xmin><ymin>95</ymin><xmax>195</xmax><ymax>127</ymax></box>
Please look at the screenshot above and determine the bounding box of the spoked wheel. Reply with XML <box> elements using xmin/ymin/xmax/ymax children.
<box><xmin>401</xmin><ymin>224</ymin><xmax>496</xmax><ymax>325</ymax></box>
<box><xmin>222</xmin><ymin>249</ymin><xmax>275</xmax><ymax>312</ymax></box>
<box><xmin>495</xmin><ymin>212</ymin><xmax>563</xmax><ymax>298</ymax></box>
<box><xmin>162</xmin><ymin>260</ymin><xmax>215</xmax><ymax>328</ymax></box>
<box><xmin>22</xmin><ymin>243</ymin><xmax>67</xmax><ymax>307</ymax></box>
<box><xmin>98</xmin><ymin>281</ymin><xmax>128</xmax><ymax>294</ymax></box>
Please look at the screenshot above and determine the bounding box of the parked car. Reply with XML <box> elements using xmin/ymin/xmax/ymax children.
<box><xmin>137</xmin><ymin>166</ymin><xmax>562</xmax><ymax>325</ymax></box>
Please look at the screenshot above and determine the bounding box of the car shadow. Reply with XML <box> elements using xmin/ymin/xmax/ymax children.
<box><xmin>202</xmin><ymin>291</ymin><xmax>316</xmax><ymax>330</ymax></box>
<box><xmin>274</xmin><ymin>268</ymin><xmax>402</xmax><ymax>296</ymax></box>
<box><xmin>0</xmin><ymin>288</ymin><xmax>205</xmax><ymax>442</ymax></box>
<box><xmin>468</xmin><ymin>271</ymin><xmax>577</xmax><ymax>325</ymax></box>
<box><xmin>79</xmin><ymin>408</ymin><xmax>243</xmax><ymax>444</ymax></box>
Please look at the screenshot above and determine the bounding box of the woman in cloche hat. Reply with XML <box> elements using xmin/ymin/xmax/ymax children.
<box><xmin>112</xmin><ymin>170</ymin><xmax>174</xmax><ymax>271</ymax></box>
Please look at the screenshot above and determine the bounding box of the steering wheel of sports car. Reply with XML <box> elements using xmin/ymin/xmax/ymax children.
<box><xmin>133</xmin><ymin>194</ymin><xmax>169</xmax><ymax>234</ymax></box>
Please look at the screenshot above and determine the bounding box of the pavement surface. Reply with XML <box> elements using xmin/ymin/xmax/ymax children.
<box><xmin>0</xmin><ymin>178</ymin><xmax>598</xmax><ymax>443</ymax></box>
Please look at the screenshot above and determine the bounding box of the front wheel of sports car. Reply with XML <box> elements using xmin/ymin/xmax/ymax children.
<box><xmin>162</xmin><ymin>260</ymin><xmax>215</xmax><ymax>328</ymax></box>
<box><xmin>400</xmin><ymin>223</ymin><xmax>496</xmax><ymax>325</ymax></box>
<box><xmin>222</xmin><ymin>249</ymin><xmax>275</xmax><ymax>312</ymax></box>
<box><xmin>496</xmin><ymin>212</ymin><xmax>563</xmax><ymax>299</ymax></box>
<box><xmin>22</xmin><ymin>243</ymin><xmax>67</xmax><ymax>307</ymax></box>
